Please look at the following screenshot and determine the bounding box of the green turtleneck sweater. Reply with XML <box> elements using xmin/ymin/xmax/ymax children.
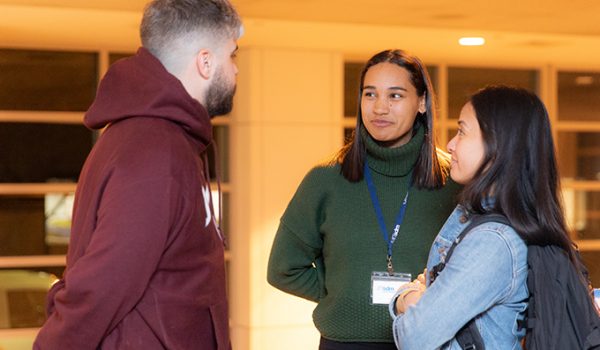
<box><xmin>267</xmin><ymin>127</ymin><xmax>461</xmax><ymax>343</ymax></box>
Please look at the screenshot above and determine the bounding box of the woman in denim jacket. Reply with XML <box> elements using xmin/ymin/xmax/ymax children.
<box><xmin>389</xmin><ymin>85</ymin><xmax>580</xmax><ymax>349</ymax></box>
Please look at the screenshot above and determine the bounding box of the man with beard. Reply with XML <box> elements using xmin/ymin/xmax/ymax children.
<box><xmin>34</xmin><ymin>0</ymin><xmax>242</xmax><ymax>349</ymax></box>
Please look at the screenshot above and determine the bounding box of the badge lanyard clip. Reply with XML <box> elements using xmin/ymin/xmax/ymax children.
<box><xmin>387</xmin><ymin>255</ymin><xmax>394</xmax><ymax>274</ymax></box>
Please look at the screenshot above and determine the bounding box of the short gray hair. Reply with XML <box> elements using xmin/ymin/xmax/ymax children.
<box><xmin>140</xmin><ymin>0</ymin><xmax>242</xmax><ymax>71</ymax></box>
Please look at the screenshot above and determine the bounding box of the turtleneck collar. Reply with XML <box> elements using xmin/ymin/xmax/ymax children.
<box><xmin>362</xmin><ymin>125</ymin><xmax>425</xmax><ymax>177</ymax></box>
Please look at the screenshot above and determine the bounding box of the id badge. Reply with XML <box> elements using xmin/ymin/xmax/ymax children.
<box><xmin>371</xmin><ymin>272</ymin><xmax>411</xmax><ymax>305</ymax></box>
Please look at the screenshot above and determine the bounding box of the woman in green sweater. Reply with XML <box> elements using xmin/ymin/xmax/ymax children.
<box><xmin>267</xmin><ymin>49</ymin><xmax>460</xmax><ymax>349</ymax></box>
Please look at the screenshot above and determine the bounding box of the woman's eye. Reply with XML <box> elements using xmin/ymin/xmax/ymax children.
<box><xmin>390</xmin><ymin>93</ymin><xmax>403</xmax><ymax>99</ymax></box>
<box><xmin>363</xmin><ymin>92</ymin><xmax>375</xmax><ymax>98</ymax></box>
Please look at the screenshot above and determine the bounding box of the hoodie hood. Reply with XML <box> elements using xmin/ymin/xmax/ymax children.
<box><xmin>85</xmin><ymin>47</ymin><xmax>212</xmax><ymax>149</ymax></box>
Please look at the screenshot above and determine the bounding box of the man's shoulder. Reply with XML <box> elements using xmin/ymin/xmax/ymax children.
<box><xmin>96</xmin><ymin>117</ymin><xmax>199</xmax><ymax>177</ymax></box>
<box><xmin>109</xmin><ymin>116</ymin><xmax>185</xmax><ymax>135</ymax></box>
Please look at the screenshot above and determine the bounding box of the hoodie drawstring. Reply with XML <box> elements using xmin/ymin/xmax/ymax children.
<box><xmin>203</xmin><ymin>140</ymin><xmax>227</xmax><ymax>248</ymax></box>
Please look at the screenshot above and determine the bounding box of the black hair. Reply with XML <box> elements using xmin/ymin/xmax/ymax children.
<box><xmin>460</xmin><ymin>85</ymin><xmax>577</xmax><ymax>261</ymax></box>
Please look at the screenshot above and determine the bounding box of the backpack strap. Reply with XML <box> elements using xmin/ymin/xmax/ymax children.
<box><xmin>431</xmin><ymin>213</ymin><xmax>511</xmax><ymax>279</ymax></box>
<box><xmin>456</xmin><ymin>319</ymin><xmax>486</xmax><ymax>350</ymax></box>
<box><xmin>445</xmin><ymin>213</ymin><xmax>510</xmax><ymax>265</ymax></box>
<box><xmin>520</xmin><ymin>262</ymin><xmax>536</xmax><ymax>333</ymax></box>
<box><xmin>435</xmin><ymin>213</ymin><xmax>511</xmax><ymax>350</ymax></box>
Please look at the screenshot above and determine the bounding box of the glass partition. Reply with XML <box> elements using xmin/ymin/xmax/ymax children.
<box><xmin>0</xmin><ymin>49</ymin><xmax>97</xmax><ymax>111</ymax></box>
<box><xmin>447</xmin><ymin>67</ymin><xmax>538</xmax><ymax>120</ymax></box>
<box><xmin>558</xmin><ymin>71</ymin><xmax>600</xmax><ymax>121</ymax></box>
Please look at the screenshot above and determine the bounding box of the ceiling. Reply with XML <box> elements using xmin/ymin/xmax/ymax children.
<box><xmin>241</xmin><ymin>0</ymin><xmax>600</xmax><ymax>38</ymax></box>
<box><xmin>0</xmin><ymin>0</ymin><xmax>599</xmax><ymax>67</ymax></box>
<box><xmin>0</xmin><ymin>0</ymin><xmax>598</xmax><ymax>37</ymax></box>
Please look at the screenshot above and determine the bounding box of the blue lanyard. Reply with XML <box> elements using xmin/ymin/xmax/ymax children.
<box><xmin>364</xmin><ymin>162</ymin><xmax>410</xmax><ymax>274</ymax></box>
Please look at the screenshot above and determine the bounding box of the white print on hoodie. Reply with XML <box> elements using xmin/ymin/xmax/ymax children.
<box><xmin>201</xmin><ymin>184</ymin><xmax>212</xmax><ymax>228</ymax></box>
<box><xmin>201</xmin><ymin>183</ymin><xmax>225</xmax><ymax>242</ymax></box>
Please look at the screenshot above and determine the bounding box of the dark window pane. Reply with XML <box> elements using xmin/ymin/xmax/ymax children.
<box><xmin>0</xmin><ymin>269</ymin><xmax>59</xmax><ymax>329</ymax></box>
<box><xmin>207</xmin><ymin>126</ymin><xmax>229</xmax><ymax>182</ymax></box>
<box><xmin>0</xmin><ymin>49</ymin><xmax>97</xmax><ymax>111</ymax></box>
<box><xmin>580</xmin><ymin>191</ymin><xmax>600</xmax><ymax>240</ymax></box>
<box><xmin>0</xmin><ymin>195</ymin><xmax>70</xmax><ymax>257</ymax></box>
<box><xmin>7</xmin><ymin>290</ymin><xmax>47</xmax><ymax>328</ymax></box>
<box><xmin>344</xmin><ymin>62</ymin><xmax>363</xmax><ymax>117</ymax></box>
<box><xmin>0</xmin><ymin>192</ymin><xmax>71</xmax><ymax>258</ymax></box>
<box><xmin>109</xmin><ymin>52</ymin><xmax>134</xmax><ymax>66</ymax></box>
<box><xmin>448</xmin><ymin>67</ymin><xmax>538</xmax><ymax>120</ymax></box>
<box><xmin>558</xmin><ymin>71</ymin><xmax>600</xmax><ymax>121</ymax></box>
<box><xmin>580</xmin><ymin>252</ymin><xmax>600</xmax><ymax>287</ymax></box>
<box><xmin>563</xmin><ymin>189</ymin><xmax>600</xmax><ymax>240</ymax></box>
<box><xmin>0</xmin><ymin>197</ymin><xmax>46</xmax><ymax>256</ymax></box>
<box><xmin>557</xmin><ymin>132</ymin><xmax>600</xmax><ymax>181</ymax></box>
<box><xmin>562</xmin><ymin>188</ymin><xmax>600</xmax><ymax>240</ymax></box>
<box><xmin>416</xmin><ymin>65</ymin><xmax>441</xmax><ymax>116</ymax></box>
<box><xmin>0</xmin><ymin>123</ymin><xmax>95</xmax><ymax>183</ymax></box>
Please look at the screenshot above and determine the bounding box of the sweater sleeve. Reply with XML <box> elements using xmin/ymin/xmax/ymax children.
<box><xmin>34</xmin><ymin>176</ymin><xmax>178</xmax><ymax>349</ymax></box>
<box><xmin>267</xmin><ymin>167</ymin><xmax>329</xmax><ymax>302</ymax></box>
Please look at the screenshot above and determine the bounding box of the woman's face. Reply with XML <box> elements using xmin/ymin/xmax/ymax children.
<box><xmin>360</xmin><ymin>62</ymin><xmax>425</xmax><ymax>148</ymax></box>
<box><xmin>447</xmin><ymin>102</ymin><xmax>486</xmax><ymax>184</ymax></box>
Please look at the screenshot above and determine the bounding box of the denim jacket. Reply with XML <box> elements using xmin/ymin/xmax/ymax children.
<box><xmin>389</xmin><ymin>205</ymin><xmax>528</xmax><ymax>349</ymax></box>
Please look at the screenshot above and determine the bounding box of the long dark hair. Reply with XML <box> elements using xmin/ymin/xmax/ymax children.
<box><xmin>337</xmin><ymin>49</ymin><xmax>448</xmax><ymax>189</ymax></box>
<box><xmin>460</xmin><ymin>85</ymin><xmax>576</xmax><ymax>261</ymax></box>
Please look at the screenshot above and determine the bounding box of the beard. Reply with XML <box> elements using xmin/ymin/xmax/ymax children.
<box><xmin>205</xmin><ymin>68</ymin><xmax>236</xmax><ymax>118</ymax></box>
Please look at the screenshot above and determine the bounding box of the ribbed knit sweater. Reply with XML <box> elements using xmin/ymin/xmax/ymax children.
<box><xmin>267</xmin><ymin>127</ymin><xmax>461</xmax><ymax>343</ymax></box>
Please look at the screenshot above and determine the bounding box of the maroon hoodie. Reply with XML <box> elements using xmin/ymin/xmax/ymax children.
<box><xmin>34</xmin><ymin>48</ymin><xmax>231</xmax><ymax>350</ymax></box>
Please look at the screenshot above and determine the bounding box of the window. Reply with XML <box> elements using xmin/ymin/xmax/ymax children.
<box><xmin>0</xmin><ymin>123</ymin><xmax>94</xmax><ymax>183</ymax></box>
<box><xmin>447</xmin><ymin>67</ymin><xmax>539</xmax><ymax>120</ymax></box>
<box><xmin>557</xmin><ymin>70</ymin><xmax>600</xmax><ymax>286</ymax></box>
<box><xmin>558</xmin><ymin>72</ymin><xmax>600</xmax><ymax>121</ymax></box>
<box><xmin>0</xmin><ymin>49</ymin><xmax>97</xmax><ymax>111</ymax></box>
<box><xmin>0</xmin><ymin>49</ymin><xmax>97</xmax><ymax>333</ymax></box>
<box><xmin>0</xmin><ymin>48</ymin><xmax>96</xmax><ymax>279</ymax></box>
<box><xmin>558</xmin><ymin>131</ymin><xmax>600</xmax><ymax>181</ymax></box>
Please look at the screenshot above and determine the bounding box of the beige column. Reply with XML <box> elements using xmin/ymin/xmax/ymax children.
<box><xmin>229</xmin><ymin>47</ymin><xmax>344</xmax><ymax>350</ymax></box>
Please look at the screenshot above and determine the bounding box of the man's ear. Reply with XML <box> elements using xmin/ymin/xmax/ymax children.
<box><xmin>196</xmin><ymin>49</ymin><xmax>212</xmax><ymax>79</ymax></box>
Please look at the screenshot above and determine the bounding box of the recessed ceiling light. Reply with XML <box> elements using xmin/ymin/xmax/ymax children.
<box><xmin>459</xmin><ymin>37</ymin><xmax>485</xmax><ymax>46</ymax></box>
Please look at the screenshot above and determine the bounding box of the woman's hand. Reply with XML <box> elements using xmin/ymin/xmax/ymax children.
<box><xmin>395</xmin><ymin>271</ymin><xmax>427</xmax><ymax>314</ymax></box>
<box><xmin>416</xmin><ymin>269</ymin><xmax>427</xmax><ymax>284</ymax></box>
